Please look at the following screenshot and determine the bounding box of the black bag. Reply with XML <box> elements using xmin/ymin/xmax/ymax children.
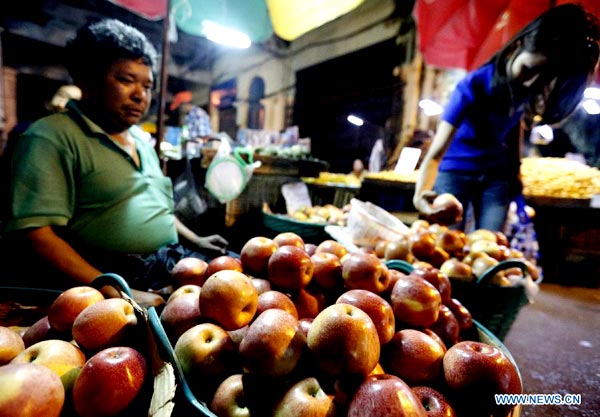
<box><xmin>172</xmin><ymin>155</ymin><xmax>207</xmax><ymax>226</ymax></box>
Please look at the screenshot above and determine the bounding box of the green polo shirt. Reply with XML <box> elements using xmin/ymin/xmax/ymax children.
<box><xmin>5</xmin><ymin>102</ymin><xmax>178</xmax><ymax>255</ymax></box>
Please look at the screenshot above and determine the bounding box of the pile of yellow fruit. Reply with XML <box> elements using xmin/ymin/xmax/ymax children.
<box><xmin>304</xmin><ymin>172</ymin><xmax>362</xmax><ymax>187</ymax></box>
<box><xmin>521</xmin><ymin>157</ymin><xmax>600</xmax><ymax>199</ymax></box>
<box><xmin>289</xmin><ymin>204</ymin><xmax>349</xmax><ymax>226</ymax></box>
<box><xmin>364</xmin><ymin>170</ymin><xmax>419</xmax><ymax>183</ymax></box>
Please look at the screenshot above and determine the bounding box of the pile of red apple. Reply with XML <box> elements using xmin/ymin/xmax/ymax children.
<box><xmin>161</xmin><ymin>231</ymin><xmax>524</xmax><ymax>417</ymax></box>
<box><xmin>0</xmin><ymin>286</ymin><xmax>154</xmax><ymax>417</ymax></box>
<box><xmin>376</xmin><ymin>219</ymin><xmax>540</xmax><ymax>286</ymax></box>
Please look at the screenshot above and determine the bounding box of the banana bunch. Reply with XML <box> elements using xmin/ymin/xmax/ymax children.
<box><xmin>521</xmin><ymin>157</ymin><xmax>600</xmax><ymax>199</ymax></box>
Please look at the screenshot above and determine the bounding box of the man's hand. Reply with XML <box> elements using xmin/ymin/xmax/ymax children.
<box><xmin>130</xmin><ymin>289</ymin><xmax>166</xmax><ymax>308</ymax></box>
<box><xmin>194</xmin><ymin>234</ymin><xmax>229</xmax><ymax>254</ymax></box>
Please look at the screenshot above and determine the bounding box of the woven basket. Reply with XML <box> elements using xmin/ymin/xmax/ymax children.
<box><xmin>385</xmin><ymin>259</ymin><xmax>539</xmax><ymax>341</ymax></box>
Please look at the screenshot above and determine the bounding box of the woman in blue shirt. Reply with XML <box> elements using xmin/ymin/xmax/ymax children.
<box><xmin>413</xmin><ymin>4</ymin><xmax>599</xmax><ymax>231</ymax></box>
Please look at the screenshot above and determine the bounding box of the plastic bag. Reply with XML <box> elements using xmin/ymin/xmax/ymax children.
<box><xmin>205</xmin><ymin>140</ymin><xmax>261</xmax><ymax>203</ymax></box>
<box><xmin>172</xmin><ymin>155</ymin><xmax>207</xmax><ymax>224</ymax></box>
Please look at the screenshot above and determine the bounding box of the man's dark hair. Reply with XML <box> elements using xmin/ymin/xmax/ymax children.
<box><xmin>65</xmin><ymin>19</ymin><xmax>158</xmax><ymax>85</ymax></box>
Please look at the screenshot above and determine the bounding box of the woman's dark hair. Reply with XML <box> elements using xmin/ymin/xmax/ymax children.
<box><xmin>65</xmin><ymin>19</ymin><xmax>158</xmax><ymax>85</ymax></box>
<box><xmin>489</xmin><ymin>3</ymin><xmax>600</xmax><ymax>123</ymax></box>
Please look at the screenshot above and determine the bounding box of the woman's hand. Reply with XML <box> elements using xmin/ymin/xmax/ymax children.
<box><xmin>413</xmin><ymin>190</ymin><xmax>439</xmax><ymax>216</ymax></box>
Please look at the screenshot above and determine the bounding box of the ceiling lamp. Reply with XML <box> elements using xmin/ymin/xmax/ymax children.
<box><xmin>266</xmin><ymin>0</ymin><xmax>366</xmax><ymax>41</ymax></box>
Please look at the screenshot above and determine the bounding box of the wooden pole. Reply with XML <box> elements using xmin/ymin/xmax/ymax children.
<box><xmin>155</xmin><ymin>0</ymin><xmax>172</xmax><ymax>173</ymax></box>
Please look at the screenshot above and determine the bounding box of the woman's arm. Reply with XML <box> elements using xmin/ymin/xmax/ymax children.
<box><xmin>23</xmin><ymin>226</ymin><xmax>164</xmax><ymax>306</ymax></box>
<box><xmin>413</xmin><ymin>121</ymin><xmax>457</xmax><ymax>215</ymax></box>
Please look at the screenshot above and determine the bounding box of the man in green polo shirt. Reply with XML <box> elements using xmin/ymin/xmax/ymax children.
<box><xmin>3</xmin><ymin>19</ymin><xmax>227</xmax><ymax>305</ymax></box>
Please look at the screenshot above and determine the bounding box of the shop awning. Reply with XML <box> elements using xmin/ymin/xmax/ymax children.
<box><xmin>108</xmin><ymin>0</ymin><xmax>365</xmax><ymax>43</ymax></box>
<box><xmin>414</xmin><ymin>0</ymin><xmax>600</xmax><ymax>72</ymax></box>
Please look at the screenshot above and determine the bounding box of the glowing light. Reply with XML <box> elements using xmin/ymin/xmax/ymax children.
<box><xmin>532</xmin><ymin>125</ymin><xmax>553</xmax><ymax>140</ymax></box>
<box><xmin>347</xmin><ymin>115</ymin><xmax>364</xmax><ymax>126</ymax></box>
<box><xmin>582</xmin><ymin>99</ymin><xmax>600</xmax><ymax>115</ymax></box>
<box><xmin>584</xmin><ymin>87</ymin><xmax>600</xmax><ymax>100</ymax></box>
<box><xmin>202</xmin><ymin>20</ymin><xmax>251</xmax><ymax>49</ymax></box>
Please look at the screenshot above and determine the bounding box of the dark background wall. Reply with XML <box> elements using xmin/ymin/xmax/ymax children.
<box><xmin>293</xmin><ymin>39</ymin><xmax>405</xmax><ymax>173</ymax></box>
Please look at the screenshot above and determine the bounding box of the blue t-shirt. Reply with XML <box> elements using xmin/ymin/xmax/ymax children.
<box><xmin>440</xmin><ymin>62</ymin><xmax>524</xmax><ymax>174</ymax></box>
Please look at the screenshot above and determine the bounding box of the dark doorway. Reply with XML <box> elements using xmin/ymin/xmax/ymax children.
<box><xmin>293</xmin><ymin>39</ymin><xmax>404</xmax><ymax>173</ymax></box>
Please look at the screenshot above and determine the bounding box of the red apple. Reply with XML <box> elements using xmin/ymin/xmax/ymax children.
<box><xmin>429</xmin><ymin>193</ymin><xmax>463</xmax><ymax>226</ymax></box>
<box><xmin>382</xmin><ymin>329</ymin><xmax>445</xmax><ymax>386</ymax></box>
<box><xmin>240</xmin><ymin>236</ymin><xmax>277</xmax><ymax>277</ymax></box>
<box><xmin>445</xmin><ymin>298</ymin><xmax>473</xmax><ymax>332</ymax></box>
<box><xmin>160</xmin><ymin>290</ymin><xmax>202</xmax><ymax>342</ymax></box>
<box><xmin>336</xmin><ymin>289</ymin><xmax>395</xmax><ymax>345</ymax></box>
<box><xmin>307</xmin><ymin>303</ymin><xmax>380</xmax><ymax>377</ymax></box>
<box><xmin>272</xmin><ymin>377</ymin><xmax>336</xmax><ymax>417</ymax></box>
<box><xmin>239</xmin><ymin>309</ymin><xmax>306</xmax><ymax>377</ymax></box>
<box><xmin>256</xmin><ymin>290</ymin><xmax>298</xmax><ymax>319</ymax></box>
<box><xmin>390</xmin><ymin>275</ymin><xmax>442</xmax><ymax>327</ymax></box>
<box><xmin>167</xmin><ymin>284</ymin><xmax>201</xmax><ymax>302</ymax></box>
<box><xmin>268</xmin><ymin>245</ymin><xmax>314</xmax><ymax>291</ymax></box>
<box><xmin>409</xmin><ymin>267</ymin><xmax>452</xmax><ymax>304</ymax></box>
<box><xmin>205</xmin><ymin>255</ymin><xmax>243</xmax><ymax>280</ymax></box>
<box><xmin>310</xmin><ymin>252</ymin><xmax>343</xmax><ymax>290</ymax></box>
<box><xmin>199</xmin><ymin>270</ymin><xmax>258</xmax><ymax>331</ymax></box>
<box><xmin>443</xmin><ymin>341</ymin><xmax>522</xmax><ymax>416</ymax></box>
<box><xmin>251</xmin><ymin>277</ymin><xmax>272</xmax><ymax>295</ymax></box>
<box><xmin>412</xmin><ymin>386</ymin><xmax>457</xmax><ymax>417</ymax></box>
<box><xmin>0</xmin><ymin>363</ymin><xmax>65</xmax><ymax>417</ymax></box>
<box><xmin>171</xmin><ymin>257</ymin><xmax>209</xmax><ymax>287</ymax></box>
<box><xmin>273</xmin><ymin>232</ymin><xmax>305</xmax><ymax>249</ymax></box>
<box><xmin>174</xmin><ymin>322</ymin><xmax>235</xmax><ymax>378</ymax></box>
<box><xmin>11</xmin><ymin>339</ymin><xmax>86</xmax><ymax>385</ymax></box>
<box><xmin>292</xmin><ymin>287</ymin><xmax>326</xmax><ymax>319</ymax></box>
<box><xmin>466</xmin><ymin>229</ymin><xmax>497</xmax><ymax>245</ymax></box>
<box><xmin>47</xmin><ymin>286</ymin><xmax>105</xmax><ymax>333</ymax></box>
<box><xmin>436</xmin><ymin>230</ymin><xmax>467</xmax><ymax>258</ymax></box>
<box><xmin>0</xmin><ymin>326</ymin><xmax>25</xmax><ymax>365</ymax></box>
<box><xmin>375</xmin><ymin>240</ymin><xmax>389</xmax><ymax>258</ymax></box>
<box><xmin>422</xmin><ymin>328</ymin><xmax>448</xmax><ymax>353</ymax></box>
<box><xmin>440</xmin><ymin>258</ymin><xmax>473</xmax><ymax>283</ymax></box>
<box><xmin>411</xmin><ymin>219</ymin><xmax>431</xmax><ymax>233</ymax></box>
<box><xmin>227</xmin><ymin>326</ymin><xmax>249</xmax><ymax>349</ymax></box>
<box><xmin>347</xmin><ymin>374</ymin><xmax>427</xmax><ymax>417</ymax></box>
<box><xmin>22</xmin><ymin>316</ymin><xmax>68</xmax><ymax>348</ymax></box>
<box><xmin>429</xmin><ymin>246</ymin><xmax>451</xmax><ymax>268</ymax></box>
<box><xmin>72</xmin><ymin>298</ymin><xmax>139</xmax><ymax>352</ymax></box>
<box><xmin>410</xmin><ymin>231</ymin><xmax>437</xmax><ymax>261</ymax></box>
<box><xmin>341</xmin><ymin>251</ymin><xmax>390</xmax><ymax>294</ymax></box>
<box><xmin>305</xmin><ymin>243</ymin><xmax>318</xmax><ymax>256</ymax></box>
<box><xmin>210</xmin><ymin>374</ymin><xmax>250</xmax><ymax>417</ymax></box>
<box><xmin>428</xmin><ymin>305</ymin><xmax>461</xmax><ymax>348</ymax></box>
<box><xmin>384</xmin><ymin>238</ymin><xmax>411</xmax><ymax>261</ymax></box>
<box><xmin>72</xmin><ymin>346</ymin><xmax>147</xmax><ymax>417</ymax></box>
<box><xmin>315</xmin><ymin>239</ymin><xmax>348</xmax><ymax>259</ymax></box>
<box><xmin>298</xmin><ymin>318</ymin><xmax>313</xmax><ymax>338</ymax></box>
<box><xmin>383</xmin><ymin>268</ymin><xmax>407</xmax><ymax>299</ymax></box>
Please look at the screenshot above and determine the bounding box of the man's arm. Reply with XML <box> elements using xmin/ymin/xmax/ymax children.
<box><xmin>23</xmin><ymin>226</ymin><xmax>164</xmax><ymax>306</ymax></box>
<box><xmin>174</xmin><ymin>217</ymin><xmax>228</xmax><ymax>254</ymax></box>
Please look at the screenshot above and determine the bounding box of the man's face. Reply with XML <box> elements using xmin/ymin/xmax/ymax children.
<box><xmin>96</xmin><ymin>58</ymin><xmax>154</xmax><ymax>132</ymax></box>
